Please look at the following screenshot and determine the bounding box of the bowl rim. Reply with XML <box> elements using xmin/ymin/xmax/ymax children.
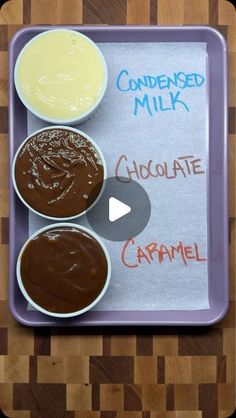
<box><xmin>16</xmin><ymin>222</ymin><xmax>111</xmax><ymax>318</ymax></box>
<box><xmin>11</xmin><ymin>125</ymin><xmax>107</xmax><ymax>221</ymax></box>
<box><xmin>14</xmin><ymin>28</ymin><xmax>108</xmax><ymax>125</ymax></box>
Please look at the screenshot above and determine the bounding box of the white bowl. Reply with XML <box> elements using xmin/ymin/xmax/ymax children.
<box><xmin>14</xmin><ymin>29</ymin><xmax>108</xmax><ymax>125</ymax></box>
<box><xmin>16</xmin><ymin>223</ymin><xmax>111</xmax><ymax>318</ymax></box>
<box><xmin>12</xmin><ymin>125</ymin><xmax>107</xmax><ymax>221</ymax></box>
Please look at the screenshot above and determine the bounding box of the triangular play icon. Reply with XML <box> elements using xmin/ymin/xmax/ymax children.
<box><xmin>109</xmin><ymin>197</ymin><xmax>131</xmax><ymax>222</ymax></box>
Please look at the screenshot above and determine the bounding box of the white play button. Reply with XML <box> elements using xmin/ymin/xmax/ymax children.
<box><xmin>87</xmin><ymin>176</ymin><xmax>151</xmax><ymax>241</ymax></box>
<box><xmin>109</xmin><ymin>197</ymin><xmax>131</xmax><ymax>222</ymax></box>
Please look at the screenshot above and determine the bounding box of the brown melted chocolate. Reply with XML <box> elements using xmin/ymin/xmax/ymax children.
<box><xmin>15</xmin><ymin>128</ymin><xmax>104</xmax><ymax>218</ymax></box>
<box><xmin>20</xmin><ymin>227</ymin><xmax>108</xmax><ymax>314</ymax></box>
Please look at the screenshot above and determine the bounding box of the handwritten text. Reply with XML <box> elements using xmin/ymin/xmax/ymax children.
<box><xmin>121</xmin><ymin>238</ymin><xmax>207</xmax><ymax>268</ymax></box>
<box><xmin>115</xmin><ymin>154</ymin><xmax>205</xmax><ymax>182</ymax></box>
<box><xmin>116</xmin><ymin>69</ymin><xmax>205</xmax><ymax>116</ymax></box>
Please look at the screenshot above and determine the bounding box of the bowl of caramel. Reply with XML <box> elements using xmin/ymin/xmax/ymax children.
<box><xmin>16</xmin><ymin>224</ymin><xmax>111</xmax><ymax>318</ymax></box>
<box><xmin>12</xmin><ymin>126</ymin><xmax>106</xmax><ymax>220</ymax></box>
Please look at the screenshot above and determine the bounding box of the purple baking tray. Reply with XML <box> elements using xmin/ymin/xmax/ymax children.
<box><xmin>8</xmin><ymin>25</ymin><xmax>228</xmax><ymax>326</ymax></box>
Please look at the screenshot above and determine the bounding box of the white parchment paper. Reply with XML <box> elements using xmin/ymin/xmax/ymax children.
<box><xmin>27</xmin><ymin>42</ymin><xmax>209</xmax><ymax>311</ymax></box>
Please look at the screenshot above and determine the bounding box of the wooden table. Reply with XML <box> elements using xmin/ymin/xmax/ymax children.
<box><xmin>0</xmin><ymin>1</ymin><xmax>235</xmax><ymax>417</ymax></box>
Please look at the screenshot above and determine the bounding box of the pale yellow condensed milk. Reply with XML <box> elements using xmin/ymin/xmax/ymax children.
<box><xmin>14</xmin><ymin>29</ymin><xmax>107</xmax><ymax>124</ymax></box>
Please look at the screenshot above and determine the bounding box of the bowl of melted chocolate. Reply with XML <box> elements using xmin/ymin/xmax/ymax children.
<box><xmin>17</xmin><ymin>224</ymin><xmax>111</xmax><ymax>317</ymax></box>
<box><xmin>12</xmin><ymin>127</ymin><xmax>106</xmax><ymax>220</ymax></box>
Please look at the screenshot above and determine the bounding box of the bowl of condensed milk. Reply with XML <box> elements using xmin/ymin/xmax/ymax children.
<box><xmin>14</xmin><ymin>29</ymin><xmax>108</xmax><ymax>124</ymax></box>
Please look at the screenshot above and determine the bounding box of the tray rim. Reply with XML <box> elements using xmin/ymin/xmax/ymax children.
<box><xmin>8</xmin><ymin>24</ymin><xmax>228</xmax><ymax>327</ymax></box>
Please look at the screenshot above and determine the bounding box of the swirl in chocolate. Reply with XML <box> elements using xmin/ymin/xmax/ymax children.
<box><xmin>14</xmin><ymin>128</ymin><xmax>104</xmax><ymax>217</ymax></box>
<box><xmin>20</xmin><ymin>227</ymin><xmax>108</xmax><ymax>314</ymax></box>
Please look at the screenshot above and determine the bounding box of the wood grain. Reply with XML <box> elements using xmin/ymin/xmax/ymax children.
<box><xmin>0</xmin><ymin>1</ymin><xmax>235</xmax><ymax>418</ymax></box>
<box><xmin>127</xmin><ymin>0</ymin><xmax>150</xmax><ymax>24</ymax></box>
<box><xmin>31</xmin><ymin>0</ymin><xmax>83</xmax><ymax>24</ymax></box>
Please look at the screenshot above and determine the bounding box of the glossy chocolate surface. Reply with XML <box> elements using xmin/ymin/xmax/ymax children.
<box><xmin>14</xmin><ymin>128</ymin><xmax>104</xmax><ymax>217</ymax></box>
<box><xmin>20</xmin><ymin>227</ymin><xmax>108</xmax><ymax>314</ymax></box>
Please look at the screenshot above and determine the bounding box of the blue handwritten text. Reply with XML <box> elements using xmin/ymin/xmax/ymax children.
<box><xmin>116</xmin><ymin>69</ymin><xmax>205</xmax><ymax>116</ymax></box>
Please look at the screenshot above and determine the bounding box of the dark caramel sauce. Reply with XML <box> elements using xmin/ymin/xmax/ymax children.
<box><xmin>15</xmin><ymin>129</ymin><xmax>104</xmax><ymax>217</ymax></box>
<box><xmin>20</xmin><ymin>227</ymin><xmax>108</xmax><ymax>314</ymax></box>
